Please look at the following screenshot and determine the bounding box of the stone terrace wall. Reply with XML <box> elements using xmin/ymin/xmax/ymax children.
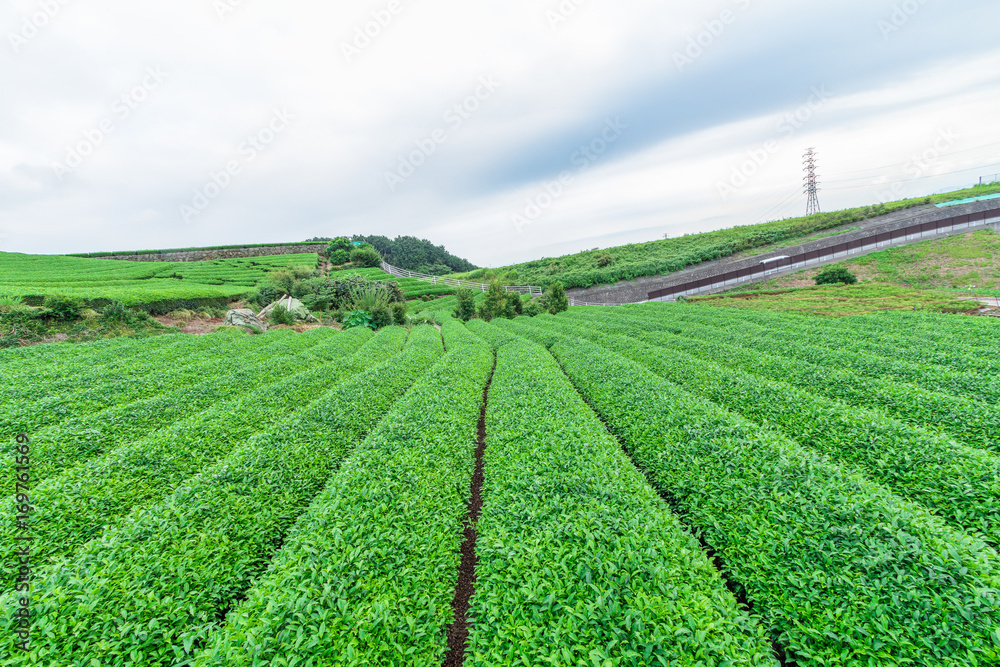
<box><xmin>91</xmin><ymin>244</ymin><xmax>327</xmax><ymax>262</ymax></box>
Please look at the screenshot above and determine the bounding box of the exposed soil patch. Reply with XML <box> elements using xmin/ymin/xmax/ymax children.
<box><xmin>154</xmin><ymin>316</ymin><xmax>225</xmax><ymax>335</ymax></box>
<box><xmin>442</xmin><ymin>356</ymin><xmax>496</xmax><ymax>667</ymax></box>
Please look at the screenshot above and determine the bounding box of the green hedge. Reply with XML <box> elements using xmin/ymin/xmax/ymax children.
<box><xmin>193</xmin><ymin>321</ymin><xmax>491</xmax><ymax>665</ymax></box>
<box><xmin>464</xmin><ymin>322</ymin><xmax>776</xmax><ymax>666</ymax></box>
<box><xmin>528</xmin><ymin>313</ymin><xmax>1000</xmax><ymax>549</ymax></box>
<box><xmin>579</xmin><ymin>307</ymin><xmax>1000</xmax><ymax>452</ymax></box>
<box><xmin>67</xmin><ymin>242</ymin><xmax>324</xmax><ymax>257</ymax></box>
<box><xmin>497</xmin><ymin>320</ymin><xmax>1000</xmax><ymax>667</ymax></box>
<box><xmin>0</xmin><ymin>330</ymin><xmax>347</xmax><ymax>591</ymax></box>
<box><xmin>2</xmin><ymin>327</ymin><xmax>448</xmax><ymax>665</ymax></box>
<box><xmin>0</xmin><ymin>330</ymin><xmax>317</xmax><ymax>497</ymax></box>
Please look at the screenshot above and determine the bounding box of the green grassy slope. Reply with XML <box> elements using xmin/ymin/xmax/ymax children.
<box><xmin>0</xmin><ymin>252</ymin><xmax>319</xmax><ymax>308</ymax></box>
<box><xmin>466</xmin><ymin>183</ymin><xmax>1000</xmax><ymax>290</ymax></box>
<box><xmin>739</xmin><ymin>227</ymin><xmax>1000</xmax><ymax>296</ymax></box>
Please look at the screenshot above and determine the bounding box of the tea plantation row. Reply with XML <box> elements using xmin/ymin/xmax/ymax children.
<box><xmin>2</xmin><ymin>306</ymin><xmax>998</xmax><ymax>666</ymax></box>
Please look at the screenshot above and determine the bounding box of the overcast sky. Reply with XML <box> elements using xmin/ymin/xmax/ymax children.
<box><xmin>2</xmin><ymin>0</ymin><xmax>999</xmax><ymax>266</ymax></box>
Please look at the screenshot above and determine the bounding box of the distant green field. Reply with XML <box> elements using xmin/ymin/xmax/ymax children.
<box><xmin>0</xmin><ymin>252</ymin><xmax>318</xmax><ymax>309</ymax></box>
<box><xmin>329</xmin><ymin>267</ymin><xmax>458</xmax><ymax>300</ymax></box>
<box><xmin>689</xmin><ymin>283</ymin><xmax>982</xmax><ymax>317</ymax></box>
<box><xmin>473</xmin><ymin>183</ymin><xmax>1000</xmax><ymax>290</ymax></box>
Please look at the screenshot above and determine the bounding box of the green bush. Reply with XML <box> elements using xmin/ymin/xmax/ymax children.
<box><xmin>370</xmin><ymin>305</ymin><xmax>393</xmax><ymax>330</ymax></box>
<box><xmin>350</xmin><ymin>245</ymin><xmax>382</xmax><ymax>268</ymax></box>
<box><xmin>505</xmin><ymin>291</ymin><xmax>523</xmax><ymax>317</ymax></box>
<box><xmin>453</xmin><ymin>287</ymin><xmax>477</xmax><ymax>322</ymax></box>
<box><xmin>815</xmin><ymin>266</ymin><xmax>858</xmax><ymax>285</ymax></box>
<box><xmin>43</xmin><ymin>293</ymin><xmax>84</xmax><ymax>321</ymax></box>
<box><xmin>342</xmin><ymin>310</ymin><xmax>373</xmax><ymax>330</ymax></box>
<box><xmin>522</xmin><ymin>297</ymin><xmax>545</xmax><ymax>317</ymax></box>
<box><xmin>100</xmin><ymin>301</ymin><xmax>145</xmax><ymax>325</ymax></box>
<box><xmin>543</xmin><ymin>281</ymin><xmax>568</xmax><ymax>314</ymax></box>
<box><xmin>270</xmin><ymin>304</ymin><xmax>296</xmax><ymax>326</ymax></box>
<box><xmin>390</xmin><ymin>301</ymin><xmax>407</xmax><ymax>326</ymax></box>
<box><xmin>326</xmin><ymin>237</ymin><xmax>352</xmax><ymax>260</ymax></box>
<box><xmin>476</xmin><ymin>283</ymin><xmax>508</xmax><ymax>322</ymax></box>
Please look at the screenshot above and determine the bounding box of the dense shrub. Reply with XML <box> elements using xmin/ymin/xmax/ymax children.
<box><xmin>453</xmin><ymin>287</ymin><xmax>476</xmax><ymax>322</ymax></box>
<box><xmin>43</xmin><ymin>294</ymin><xmax>84</xmax><ymax>321</ymax></box>
<box><xmin>100</xmin><ymin>301</ymin><xmax>148</xmax><ymax>325</ymax></box>
<box><xmin>269</xmin><ymin>305</ymin><xmax>296</xmax><ymax>326</ymax></box>
<box><xmin>350</xmin><ymin>245</ymin><xmax>383</xmax><ymax>268</ymax></box>
<box><xmin>476</xmin><ymin>283</ymin><xmax>508</xmax><ymax>322</ymax></box>
<box><xmin>390</xmin><ymin>301</ymin><xmax>407</xmax><ymax>325</ymax></box>
<box><xmin>326</xmin><ymin>237</ymin><xmax>352</xmax><ymax>264</ymax></box>
<box><xmin>370</xmin><ymin>305</ymin><xmax>393</xmax><ymax>330</ymax></box>
<box><xmin>543</xmin><ymin>281</ymin><xmax>568</xmax><ymax>314</ymax></box>
<box><xmin>522</xmin><ymin>297</ymin><xmax>545</xmax><ymax>317</ymax></box>
<box><xmin>815</xmin><ymin>266</ymin><xmax>859</xmax><ymax>285</ymax></box>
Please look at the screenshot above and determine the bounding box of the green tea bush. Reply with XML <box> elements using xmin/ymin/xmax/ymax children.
<box><xmin>390</xmin><ymin>301</ymin><xmax>407</xmax><ymax>325</ymax></box>
<box><xmin>453</xmin><ymin>286</ymin><xmax>476</xmax><ymax>321</ymax></box>
<box><xmin>100</xmin><ymin>300</ymin><xmax>145</xmax><ymax>325</ymax></box>
<box><xmin>499</xmin><ymin>320</ymin><xmax>1000</xmax><ymax>667</ymax></box>
<box><xmin>43</xmin><ymin>293</ymin><xmax>84</xmax><ymax>320</ymax></box>
<box><xmin>350</xmin><ymin>245</ymin><xmax>382</xmax><ymax>268</ymax></box>
<box><xmin>542</xmin><ymin>280</ymin><xmax>568</xmax><ymax>314</ymax></box>
<box><xmin>269</xmin><ymin>304</ymin><xmax>296</xmax><ymax>325</ymax></box>
<box><xmin>462</xmin><ymin>327</ymin><xmax>776</xmax><ymax>665</ymax></box>
<box><xmin>815</xmin><ymin>265</ymin><xmax>858</xmax><ymax>285</ymax></box>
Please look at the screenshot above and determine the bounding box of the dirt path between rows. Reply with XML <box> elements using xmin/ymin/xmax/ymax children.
<box><xmin>442</xmin><ymin>356</ymin><xmax>495</xmax><ymax>667</ymax></box>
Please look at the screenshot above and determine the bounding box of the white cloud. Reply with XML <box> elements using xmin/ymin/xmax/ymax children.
<box><xmin>1</xmin><ymin>0</ymin><xmax>999</xmax><ymax>266</ymax></box>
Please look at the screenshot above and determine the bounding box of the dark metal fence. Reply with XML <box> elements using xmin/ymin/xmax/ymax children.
<box><xmin>648</xmin><ymin>205</ymin><xmax>1000</xmax><ymax>301</ymax></box>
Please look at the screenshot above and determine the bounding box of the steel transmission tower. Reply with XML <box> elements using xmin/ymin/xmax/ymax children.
<box><xmin>803</xmin><ymin>148</ymin><xmax>821</xmax><ymax>216</ymax></box>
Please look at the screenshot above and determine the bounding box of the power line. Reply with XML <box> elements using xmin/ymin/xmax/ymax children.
<box><xmin>822</xmin><ymin>139</ymin><xmax>1000</xmax><ymax>178</ymax></box>
<box><xmin>822</xmin><ymin>159</ymin><xmax>1000</xmax><ymax>192</ymax></box>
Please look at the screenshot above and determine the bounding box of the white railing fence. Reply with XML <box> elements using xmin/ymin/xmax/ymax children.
<box><xmin>381</xmin><ymin>262</ymin><xmax>543</xmax><ymax>296</ymax></box>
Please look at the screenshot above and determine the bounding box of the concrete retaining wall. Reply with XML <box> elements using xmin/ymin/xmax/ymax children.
<box><xmin>567</xmin><ymin>200</ymin><xmax>1000</xmax><ymax>304</ymax></box>
<box><xmin>92</xmin><ymin>244</ymin><xmax>327</xmax><ymax>262</ymax></box>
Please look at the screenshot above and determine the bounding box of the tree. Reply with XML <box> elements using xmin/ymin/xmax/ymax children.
<box><xmin>350</xmin><ymin>245</ymin><xmax>383</xmax><ymax>268</ymax></box>
<box><xmin>453</xmin><ymin>287</ymin><xmax>476</xmax><ymax>322</ymax></box>
<box><xmin>815</xmin><ymin>266</ymin><xmax>858</xmax><ymax>286</ymax></box>
<box><xmin>476</xmin><ymin>283</ymin><xmax>508</xmax><ymax>322</ymax></box>
<box><xmin>327</xmin><ymin>237</ymin><xmax>352</xmax><ymax>265</ymax></box>
<box><xmin>544</xmin><ymin>281</ymin><xmax>569</xmax><ymax>314</ymax></box>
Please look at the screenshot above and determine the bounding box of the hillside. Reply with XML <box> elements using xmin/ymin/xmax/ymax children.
<box><xmin>0</xmin><ymin>252</ymin><xmax>319</xmax><ymax>311</ymax></box>
<box><xmin>349</xmin><ymin>235</ymin><xmax>478</xmax><ymax>274</ymax></box>
<box><xmin>466</xmin><ymin>182</ymin><xmax>1000</xmax><ymax>290</ymax></box>
<box><xmin>743</xmin><ymin>227</ymin><xmax>1000</xmax><ymax>293</ymax></box>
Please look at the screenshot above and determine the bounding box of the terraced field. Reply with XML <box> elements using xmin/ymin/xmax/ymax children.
<box><xmin>0</xmin><ymin>252</ymin><xmax>319</xmax><ymax>307</ymax></box>
<box><xmin>4</xmin><ymin>306</ymin><xmax>1000</xmax><ymax>666</ymax></box>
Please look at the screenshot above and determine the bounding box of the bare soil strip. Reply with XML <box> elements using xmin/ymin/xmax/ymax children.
<box><xmin>442</xmin><ymin>357</ymin><xmax>495</xmax><ymax>667</ymax></box>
